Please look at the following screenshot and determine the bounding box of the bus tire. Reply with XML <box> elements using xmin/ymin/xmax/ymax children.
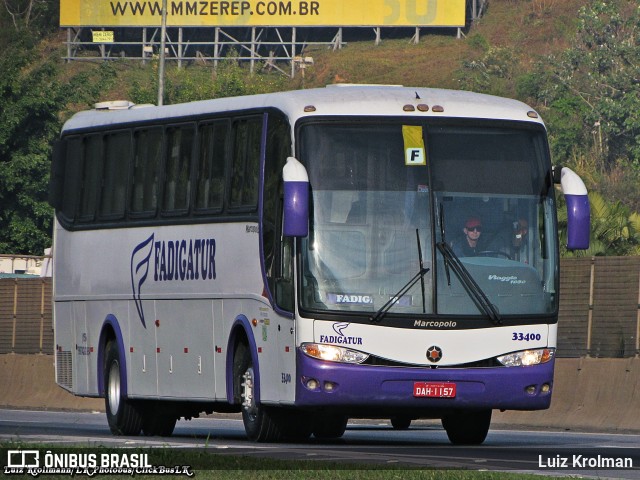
<box><xmin>390</xmin><ymin>416</ymin><xmax>412</xmax><ymax>430</ymax></box>
<box><xmin>142</xmin><ymin>417</ymin><xmax>176</xmax><ymax>437</ymax></box>
<box><xmin>280</xmin><ymin>411</ymin><xmax>313</xmax><ymax>441</ymax></box>
<box><xmin>312</xmin><ymin>414</ymin><xmax>348</xmax><ymax>439</ymax></box>
<box><xmin>238</xmin><ymin>346</ymin><xmax>283</xmax><ymax>442</ymax></box>
<box><xmin>441</xmin><ymin>409</ymin><xmax>491</xmax><ymax>445</ymax></box>
<box><xmin>141</xmin><ymin>402</ymin><xmax>177</xmax><ymax>437</ymax></box>
<box><xmin>104</xmin><ymin>341</ymin><xmax>142</xmax><ymax>436</ymax></box>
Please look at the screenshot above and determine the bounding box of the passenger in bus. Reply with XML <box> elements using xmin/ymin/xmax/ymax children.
<box><xmin>450</xmin><ymin>217</ymin><xmax>484</xmax><ymax>257</ymax></box>
<box><xmin>509</xmin><ymin>218</ymin><xmax>529</xmax><ymax>263</ymax></box>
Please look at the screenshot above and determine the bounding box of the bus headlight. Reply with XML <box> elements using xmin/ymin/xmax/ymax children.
<box><xmin>497</xmin><ymin>348</ymin><xmax>554</xmax><ymax>367</ymax></box>
<box><xmin>301</xmin><ymin>343</ymin><xmax>369</xmax><ymax>364</ymax></box>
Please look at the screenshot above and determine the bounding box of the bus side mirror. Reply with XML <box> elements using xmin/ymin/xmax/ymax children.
<box><xmin>283</xmin><ymin>157</ymin><xmax>309</xmax><ymax>237</ymax></box>
<box><xmin>49</xmin><ymin>139</ymin><xmax>66</xmax><ymax>209</ymax></box>
<box><xmin>554</xmin><ymin>165</ymin><xmax>590</xmax><ymax>250</ymax></box>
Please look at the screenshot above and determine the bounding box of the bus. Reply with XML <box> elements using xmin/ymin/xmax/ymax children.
<box><xmin>49</xmin><ymin>85</ymin><xmax>590</xmax><ymax>444</ymax></box>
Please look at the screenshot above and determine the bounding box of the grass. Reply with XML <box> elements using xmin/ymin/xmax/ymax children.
<box><xmin>1</xmin><ymin>443</ymin><xmax>564</xmax><ymax>479</ymax></box>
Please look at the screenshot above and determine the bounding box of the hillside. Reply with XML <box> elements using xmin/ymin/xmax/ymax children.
<box><xmin>300</xmin><ymin>0</ymin><xmax>583</xmax><ymax>90</ymax></box>
<box><xmin>0</xmin><ymin>0</ymin><xmax>639</xmax><ymax>256</ymax></box>
<box><xmin>69</xmin><ymin>0</ymin><xmax>585</xmax><ymax>100</ymax></box>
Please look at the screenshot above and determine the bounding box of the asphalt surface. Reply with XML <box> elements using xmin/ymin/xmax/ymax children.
<box><xmin>1</xmin><ymin>409</ymin><xmax>639</xmax><ymax>478</ymax></box>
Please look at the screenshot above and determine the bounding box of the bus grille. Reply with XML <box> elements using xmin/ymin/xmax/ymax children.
<box><xmin>56</xmin><ymin>351</ymin><xmax>73</xmax><ymax>390</ymax></box>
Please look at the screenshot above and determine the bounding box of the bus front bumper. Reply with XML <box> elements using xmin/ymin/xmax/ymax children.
<box><xmin>295</xmin><ymin>350</ymin><xmax>554</xmax><ymax>412</ymax></box>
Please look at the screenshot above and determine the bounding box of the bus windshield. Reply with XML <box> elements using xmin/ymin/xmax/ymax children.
<box><xmin>298</xmin><ymin>120</ymin><xmax>558</xmax><ymax>321</ymax></box>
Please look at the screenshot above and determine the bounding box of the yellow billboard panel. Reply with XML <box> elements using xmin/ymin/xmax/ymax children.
<box><xmin>60</xmin><ymin>0</ymin><xmax>465</xmax><ymax>27</ymax></box>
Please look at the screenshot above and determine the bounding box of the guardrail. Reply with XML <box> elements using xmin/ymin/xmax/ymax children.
<box><xmin>1</xmin><ymin>256</ymin><xmax>639</xmax><ymax>357</ymax></box>
<box><xmin>558</xmin><ymin>257</ymin><xmax>640</xmax><ymax>358</ymax></box>
<box><xmin>0</xmin><ymin>278</ymin><xmax>52</xmax><ymax>354</ymax></box>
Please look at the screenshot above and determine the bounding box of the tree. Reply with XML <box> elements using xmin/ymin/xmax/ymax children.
<box><xmin>558</xmin><ymin>191</ymin><xmax>640</xmax><ymax>257</ymax></box>
<box><xmin>0</xmin><ymin>27</ymin><xmax>117</xmax><ymax>254</ymax></box>
<box><xmin>548</xmin><ymin>1</ymin><xmax>640</xmax><ymax>168</ymax></box>
<box><xmin>2</xmin><ymin>0</ymin><xmax>57</xmax><ymax>33</ymax></box>
<box><xmin>0</xmin><ymin>39</ymin><xmax>58</xmax><ymax>254</ymax></box>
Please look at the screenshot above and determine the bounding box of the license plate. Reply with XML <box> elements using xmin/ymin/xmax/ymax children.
<box><xmin>413</xmin><ymin>382</ymin><xmax>456</xmax><ymax>398</ymax></box>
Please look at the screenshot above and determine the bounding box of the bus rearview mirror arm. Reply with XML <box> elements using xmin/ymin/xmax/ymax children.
<box><xmin>283</xmin><ymin>157</ymin><xmax>309</xmax><ymax>237</ymax></box>
<box><xmin>553</xmin><ymin>165</ymin><xmax>590</xmax><ymax>250</ymax></box>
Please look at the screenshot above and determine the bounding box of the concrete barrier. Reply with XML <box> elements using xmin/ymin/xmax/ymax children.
<box><xmin>0</xmin><ymin>354</ymin><xmax>103</xmax><ymax>411</ymax></box>
<box><xmin>1</xmin><ymin>354</ymin><xmax>639</xmax><ymax>433</ymax></box>
<box><xmin>493</xmin><ymin>357</ymin><xmax>640</xmax><ymax>432</ymax></box>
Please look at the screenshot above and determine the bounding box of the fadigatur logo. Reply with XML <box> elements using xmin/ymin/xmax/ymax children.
<box><xmin>131</xmin><ymin>233</ymin><xmax>217</xmax><ymax>328</ymax></box>
<box><xmin>318</xmin><ymin>322</ymin><xmax>364</xmax><ymax>346</ymax></box>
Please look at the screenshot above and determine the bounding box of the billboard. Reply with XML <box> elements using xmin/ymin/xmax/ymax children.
<box><xmin>60</xmin><ymin>0</ymin><xmax>466</xmax><ymax>27</ymax></box>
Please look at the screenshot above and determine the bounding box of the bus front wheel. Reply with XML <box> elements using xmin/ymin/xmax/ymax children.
<box><xmin>312</xmin><ymin>413</ymin><xmax>348</xmax><ymax>439</ymax></box>
<box><xmin>104</xmin><ymin>341</ymin><xmax>142</xmax><ymax>436</ymax></box>
<box><xmin>237</xmin><ymin>344</ymin><xmax>312</xmax><ymax>442</ymax></box>
<box><xmin>441</xmin><ymin>409</ymin><xmax>492</xmax><ymax>445</ymax></box>
<box><xmin>238</xmin><ymin>347</ymin><xmax>282</xmax><ymax>442</ymax></box>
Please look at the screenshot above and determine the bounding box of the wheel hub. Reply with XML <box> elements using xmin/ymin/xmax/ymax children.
<box><xmin>241</xmin><ymin>367</ymin><xmax>258</xmax><ymax>417</ymax></box>
<box><xmin>107</xmin><ymin>361</ymin><xmax>121</xmax><ymax>414</ymax></box>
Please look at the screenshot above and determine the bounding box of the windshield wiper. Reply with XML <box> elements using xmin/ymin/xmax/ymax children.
<box><xmin>371</xmin><ymin>229</ymin><xmax>429</xmax><ymax>323</ymax></box>
<box><xmin>436</xmin><ymin>241</ymin><xmax>502</xmax><ymax>325</ymax></box>
<box><xmin>437</xmin><ymin>202</ymin><xmax>501</xmax><ymax>325</ymax></box>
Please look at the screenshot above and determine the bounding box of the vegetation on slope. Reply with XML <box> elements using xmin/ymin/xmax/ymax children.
<box><xmin>0</xmin><ymin>0</ymin><xmax>638</xmax><ymax>255</ymax></box>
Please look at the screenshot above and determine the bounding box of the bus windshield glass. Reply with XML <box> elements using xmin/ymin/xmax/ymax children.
<box><xmin>298</xmin><ymin>120</ymin><xmax>557</xmax><ymax>321</ymax></box>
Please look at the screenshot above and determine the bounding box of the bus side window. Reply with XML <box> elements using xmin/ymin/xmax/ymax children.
<box><xmin>276</xmin><ymin>235</ymin><xmax>294</xmax><ymax>311</ymax></box>
<box><xmin>60</xmin><ymin>136</ymin><xmax>83</xmax><ymax>222</ymax></box>
<box><xmin>230</xmin><ymin>117</ymin><xmax>262</xmax><ymax>209</ymax></box>
<box><xmin>196</xmin><ymin>121</ymin><xmax>228</xmax><ymax>212</ymax></box>
<box><xmin>163</xmin><ymin>124</ymin><xmax>195</xmax><ymax>214</ymax></box>
<box><xmin>263</xmin><ymin>113</ymin><xmax>292</xmax><ymax>310</ymax></box>
<box><xmin>78</xmin><ymin>134</ymin><xmax>103</xmax><ymax>222</ymax></box>
<box><xmin>100</xmin><ymin>131</ymin><xmax>130</xmax><ymax>219</ymax></box>
<box><xmin>131</xmin><ymin>128</ymin><xmax>163</xmax><ymax>216</ymax></box>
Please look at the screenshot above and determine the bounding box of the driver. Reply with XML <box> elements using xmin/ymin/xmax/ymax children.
<box><xmin>451</xmin><ymin>217</ymin><xmax>484</xmax><ymax>257</ymax></box>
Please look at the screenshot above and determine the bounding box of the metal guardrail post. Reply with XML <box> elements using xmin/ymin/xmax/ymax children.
<box><xmin>11</xmin><ymin>279</ymin><xmax>18</xmax><ymax>352</ymax></box>
<box><xmin>39</xmin><ymin>279</ymin><xmax>46</xmax><ymax>353</ymax></box>
<box><xmin>586</xmin><ymin>257</ymin><xmax>595</xmax><ymax>357</ymax></box>
<box><xmin>636</xmin><ymin>270</ymin><xmax>640</xmax><ymax>357</ymax></box>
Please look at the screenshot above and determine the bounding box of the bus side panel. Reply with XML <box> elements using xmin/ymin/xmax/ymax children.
<box><xmin>84</xmin><ymin>302</ymin><xmax>128</xmax><ymax>396</ymax></box>
<box><xmin>255</xmin><ymin>307</ymin><xmax>296</xmax><ymax>405</ymax></box>
<box><xmin>154</xmin><ymin>299</ymin><xmax>216</xmax><ymax>399</ymax></box>
<box><xmin>72</xmin><ymin>301</ymin><xmax>90</xmax><ymax>395</ymax></box>
<box><xmin>213</xmin><ymin>300</ymin><xmax>227</xmax><ymax>401</ymax></box>
<box><xmin>127</xmin><ymin>300</ymin><xmax>159</xmax><ymax>398</ymax></box>
<box><xmin>243</xmin><ymin>301</ymin><xmax>283</xmax><ymax>405</ymax></box>
<box><xmin>54</xmin><ymin>222</ymin><xmax>268</xmax><ymax>403</ymax></box>
<box><xmin>225</xmin><ymin>302</ymin><xmax>297</xmax><ymax>406</ymax></box>
<box><xmin>53</xmin><ymin>301</ymin><xmax>75</xmax><ymax>393</ymax></box>
<box><xmin>548</xmin><ymin>322</ymin><xmax>558</xmax><ymax>348</ymax></box>
<box><xmin>276</xmin><ymin>315</ymin><xmax>296</xmax><ymax>404</ymax></box>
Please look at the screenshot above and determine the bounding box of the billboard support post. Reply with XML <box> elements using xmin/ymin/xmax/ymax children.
<box><xmin>158</xmin><ymin>0</ymin><xmax>167</xmax><ymax>106</ymax></box>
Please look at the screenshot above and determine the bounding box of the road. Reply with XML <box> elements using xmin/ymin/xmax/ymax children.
<box><xmin>1</xmin><ymin>409</ymin><xmax>639</xmax><ymax>478</ymax></box>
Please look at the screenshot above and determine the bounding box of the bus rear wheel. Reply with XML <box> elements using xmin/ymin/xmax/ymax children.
<box><xmin>141</xmin><ymin>402</ymin><xmax>177</xmax><ymax>436</ymax></box>
<box><xmin>441</xmin><ymin>409</ymin><xmax>492</xmax><ymax>445</ymax></box>
<box><xmin>104</xmin><ymin>341</ymin><xmax>142</xmax><ymax>436</ymax></box>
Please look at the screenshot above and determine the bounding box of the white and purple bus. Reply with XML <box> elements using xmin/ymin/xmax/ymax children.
<box><xmin>49</xmin><ymin>85</ymin><xmax>589</xmax><ymax>444</ymax></box>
